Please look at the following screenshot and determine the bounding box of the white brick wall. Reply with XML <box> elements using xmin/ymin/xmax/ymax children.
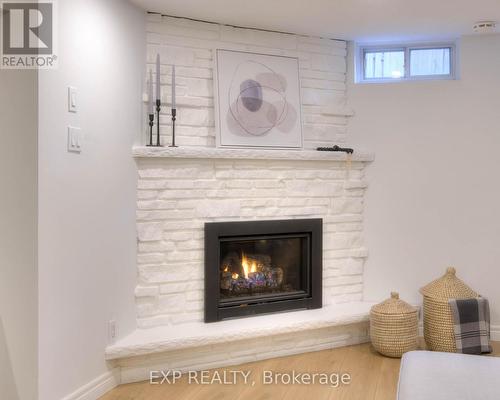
<box><xmin>144</xmin><ymin>14</ymin><xmax>351</xmax><ymax>149</ymax></box>
<box><xmin>135</xmin><ymin>158</ymin><xmax>369</xmax><ymax>328</ymax></box>
<box><xmin>135</xmin><ymin>14</ymin><xmax>370</xmax><ymax>330</ymax></box>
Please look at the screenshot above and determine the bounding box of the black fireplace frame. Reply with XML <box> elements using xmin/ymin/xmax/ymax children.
<box><xmin>205</xmin><ymin>218</ymin><xmax>322</xmax><ymax>322</ymax></box>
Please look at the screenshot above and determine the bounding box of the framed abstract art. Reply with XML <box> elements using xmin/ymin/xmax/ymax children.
<box><xmin>214</xmin><ymin>49</ymin><xmax>303</xmax><ymax>149</ymax></box>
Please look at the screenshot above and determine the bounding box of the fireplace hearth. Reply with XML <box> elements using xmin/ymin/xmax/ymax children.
<box><xmin>205</xmin><ymin>219</ymin><xmax>322</xmax><ymax>322</ymax></box>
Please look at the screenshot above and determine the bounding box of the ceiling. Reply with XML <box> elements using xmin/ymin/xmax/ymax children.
<box><xmin>131</xmin><ymin>0</ymin><xmax>500</xmax><ymax>41</ymax></box>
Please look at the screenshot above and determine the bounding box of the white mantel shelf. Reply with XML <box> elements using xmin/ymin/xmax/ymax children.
<box><xmin>105</xmin><ymin>302</ymin><xmax>375</xmax><ymax>360</ymax></box>
<box><xmin>133</xmin><ymin>146</ymin><xmax>375</xmax><ymax>162</ymax></box>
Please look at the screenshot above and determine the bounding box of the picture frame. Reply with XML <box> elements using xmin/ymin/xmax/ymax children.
<box><xmin>214</xmin><ymin>49</ymin><xmax>303</xmax><ymax>149</ymax></box>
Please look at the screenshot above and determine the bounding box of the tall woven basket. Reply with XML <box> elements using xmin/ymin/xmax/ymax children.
<box><xmin>370</xmin><ymin>292</ymin><xmax>418</xmax><ymax>358</ymax></box>
<box><xmin>420</xmin><ymin>267</ymin><xmax>478</xmax><ymax>352</ymax></box>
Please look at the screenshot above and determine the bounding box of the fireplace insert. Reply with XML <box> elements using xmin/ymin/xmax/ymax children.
<box><xmin>205</xmin><ymin>218</ymin><xmax>322</xmax><ymax>322</ymax></box>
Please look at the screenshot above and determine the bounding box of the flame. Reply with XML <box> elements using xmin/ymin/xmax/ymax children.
<box><xmin>241</xmin><ymin>253</ymin><xmax>258</xmax><ymax>279</ymax></box>
<box><xmin>231</xmin><ymin>273</ymin><xmax>239</xmax><ymax>279</ymax></box>
<box><xmin>223</xmin><ymin>265</ymin><xmax>229</xmax><ymax>273</ymax></box>
<box><xmin>251</xmin><ymin>261</ymin><xmax>257</xmax><ymax>273</ymax></box>
<box><xmin>241</xmin><ymin>253</ymin><xmax>249</xmax><ymax>279</ymax></box>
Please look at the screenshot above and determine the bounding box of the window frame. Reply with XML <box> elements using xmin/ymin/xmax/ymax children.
<box><xmin>355</xmin><ymin>42</ymin><xmax>457</xmax><ymax>84</ymax></box>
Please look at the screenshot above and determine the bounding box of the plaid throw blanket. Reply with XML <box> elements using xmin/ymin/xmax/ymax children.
<box><xmin>449</xmin><ymin>297</ymin><xmax>492</xmax><ymax>354</ymax></box>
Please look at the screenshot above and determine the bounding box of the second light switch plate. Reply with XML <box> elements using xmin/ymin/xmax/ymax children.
<box><xmin>68</xmin><ymin>126</ymin><xmax>82</xmax><ymax>153</ymax></box>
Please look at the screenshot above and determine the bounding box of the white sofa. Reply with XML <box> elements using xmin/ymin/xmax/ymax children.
<box><xmin>397</xmin><ymin>351</ymin><xmax>500</xmax><ymax>400</ymax></box>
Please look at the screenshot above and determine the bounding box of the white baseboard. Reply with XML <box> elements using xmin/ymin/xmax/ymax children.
<box><xmin>491</xmin><ymin>325</ymin><xmax>500</xmax><ymax>341</ymax></box>
<box><xmin>61</xmin><ymin>369</ymin><xmax>120</xmax><ymax>400</ymax></box>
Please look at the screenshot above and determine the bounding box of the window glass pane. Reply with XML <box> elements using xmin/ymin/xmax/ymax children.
<box><xmin>410</xmin><ymin>48</ymin><xmax>451</xmax><ymax>76</ymax></box>
<box><xmin>364</xmin><ymin>50</ymin><xmax>405</xmax><ymax>79</ymax></box>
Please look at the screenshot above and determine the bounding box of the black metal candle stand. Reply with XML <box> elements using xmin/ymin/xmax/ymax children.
<box><xmin>155</xmin><ymin>99</ymin><xmax>162</xmax><ymax>147</ymax></box>
<box><xmin>170</xmin><ymin>108</ymin><xmax>177</xmax><ymax>147</ymax></box>
<box><xmin>146</xmin><ymin>114</ymin><xmax>154</xmax><ymax>146</ymax></box>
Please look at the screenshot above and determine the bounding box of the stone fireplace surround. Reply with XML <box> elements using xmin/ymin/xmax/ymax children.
<box><xmin>132</xmin><ymin>147</ymin><xmax>373</xmax><ymax>327</ymax></box>
<box><xmin>104</xmin><ymin>15</ymin><xmax>376</xmax><ymax>384</ymax></box>
<box><xmin>105</xmin><ymin>147</ymin><xmax>375</xmax><ymax>383</ymax></box>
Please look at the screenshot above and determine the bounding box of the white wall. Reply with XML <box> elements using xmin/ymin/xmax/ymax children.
<box><xmin>38</xmin><ymin>1</ymin><xmax>145</xmax><ymax>399</ymax></box>
<box><xmin>0</xmin><ymin>70</ymin><xmax>38</xmax><ymax>400</ymax></box>
<box><xmin>347</xmin><ymin>34</ymin><xmax>500</xmax><ymax>325</ymax></box>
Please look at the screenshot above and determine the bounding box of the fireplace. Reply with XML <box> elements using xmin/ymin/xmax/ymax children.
<box><xmin>205</xmin><ymin>218</ymin><xmax>322</xmax><ymax>322</ymax></box>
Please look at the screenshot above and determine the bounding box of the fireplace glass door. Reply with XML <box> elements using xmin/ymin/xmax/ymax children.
<box><xmin>219</xmin><ymin>235</ymin><xmax>309</xmax><ymax>305</ymax></box>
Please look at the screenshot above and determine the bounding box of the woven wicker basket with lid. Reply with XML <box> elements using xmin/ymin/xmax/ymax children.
<box><xmin>370</xmin><ymin>292</ymin><xmax>418</xmax><ymax>358</ymax></box>
<box><xmin>420</xmin><ymin>267</ymin><xmax>479</xmax><ymax>352</ymax></box>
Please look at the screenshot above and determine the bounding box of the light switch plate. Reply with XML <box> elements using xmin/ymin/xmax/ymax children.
<box><xmin>68</xmin><ymin>126</ymin><xmax>82</xmax><ymax>153</ymax></box>
<box><xmin>68</xmin><ymin>86</ymin><xmax>77</xmax><ymax>113</ymax></box>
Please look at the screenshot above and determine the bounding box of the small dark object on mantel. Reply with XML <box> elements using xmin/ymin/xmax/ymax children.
<box><xmin>317</xmin><ymin>145</ymin><xmax>354</xmax><ymax>154</ymax></box>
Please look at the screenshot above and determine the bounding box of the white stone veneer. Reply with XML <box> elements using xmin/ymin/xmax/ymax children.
<box><xmin>116</xmin><ymin>321</ymin><xmax>369</xmax><ymax>383</ymax></box>
<box><xmin>144</xmin><ymin>13</ymin><xmax>352</xmax><ymax>149</ymax></box>
<box><xmin>107</xmin><ymin>302</ymin><xmax>373</xmax><ymax>383</ymax></box>
<box><xmin>135</xmin><ymin>152</ymin><xmax>371</xmax><ymax>329</ymax></box>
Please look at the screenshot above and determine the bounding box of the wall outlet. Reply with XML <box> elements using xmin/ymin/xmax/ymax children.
<box><xmin>67</xmin><ymin>126</ymin><xmax>82</xmax><ymax>153</ymax></box>
<box><xmin>108</xmin><ymin>320</ymin><xmax>118</xmax><ymax>344</ymax></box>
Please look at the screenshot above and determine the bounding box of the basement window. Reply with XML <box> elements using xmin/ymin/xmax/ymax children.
<box><xmin>356</xmin><ymin>43</ymin><xmax>456</xmax><ymax>83</ymax></box>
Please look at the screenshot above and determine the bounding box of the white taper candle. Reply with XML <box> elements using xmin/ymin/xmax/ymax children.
<box><xmin>155</xmin><ymin>54</ymin><xmax>161</xmax><ymax>102</ymax></box>
<box><xmin>148</xmin><ymin>69</ymin><xmax>153</xmax><ymax>114</ymax></box>
<box><xmin>171</xmin><ymin>64</ymin><xmax>176</xmax><ymax>109</ymax></box>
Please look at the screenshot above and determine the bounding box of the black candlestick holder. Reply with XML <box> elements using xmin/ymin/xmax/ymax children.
<box><xmin>155</xmin><ymin>99</ymin><xmax>162</xmax><ymax>147</ymax></box>
<box><xmin>170</xmin><ymin>108</ymin><xmax>177</xmax><ymax>147</ymax></box>
<box><xmin>146</xmin><ymin>113</ymin><xmax>154</xmax><ymax>146</ymax></box>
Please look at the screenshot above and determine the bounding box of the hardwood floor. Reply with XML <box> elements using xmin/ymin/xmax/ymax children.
<box><xmin>101</xmin><ymin>341</ymin><xmax>500</xmax><ymax>400</ymax></box>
